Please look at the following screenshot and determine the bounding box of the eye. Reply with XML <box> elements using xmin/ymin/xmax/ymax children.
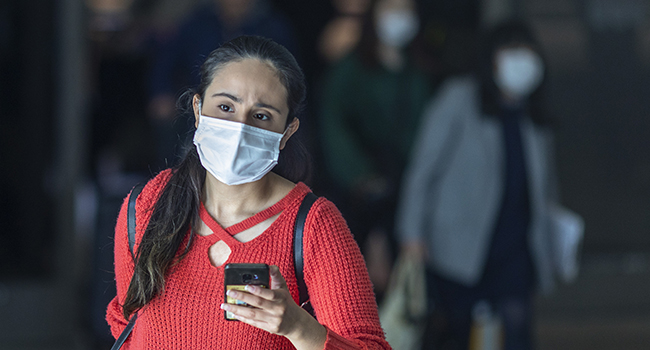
<box><xmin>253</xmin><ymin>113</ymin><xmax>270</xmax><ymax>121</ymax></box>
<box><xmin>219</xmin><ymin>104</ymin><xmax>233</xmax><ymax>112</ymax></box>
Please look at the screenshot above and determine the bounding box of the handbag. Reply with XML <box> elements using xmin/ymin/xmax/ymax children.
<box><xmin>111</xmin><ymin>185</ymin><xmax>317</xmax><ymax>349</ymax></box>
<box><xmin>379</xmin><ymin>252</ymin><xmax>428</xmax><ymax>350</ymax></box>
<box><xmin>549</xmin><ymin>204</ymin><xmax>584</xmax><ymax>283</ymax></box>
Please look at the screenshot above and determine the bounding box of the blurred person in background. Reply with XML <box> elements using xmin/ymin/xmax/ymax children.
<box><xmin>317</xmin><ymin>0</ymin><xmax>371</xmax><ymax>64</ymax></box>
<box><xmin>396</xmin><ymin>20</ymin><xmax>557</xmax><ymax>350</ymax></box>
<box><xmin>147</xmin><ymin>0</ymin><xmax>297</xmax><ymax>169</ymax></box>
<box><xmin>318</xmin><ymin>0</ymin><xmax>432</xmax><ymax>300</ymax></box>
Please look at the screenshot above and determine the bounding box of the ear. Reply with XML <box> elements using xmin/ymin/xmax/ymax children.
<box><xmin>192</xmin><ymin>94</ymin><xmax>201</xmax><ymax>128</ymax></box>
<box><xmin>279</xmin><ymin>118</ymin><xmax>300</xmax><ymax>150</ymax></box>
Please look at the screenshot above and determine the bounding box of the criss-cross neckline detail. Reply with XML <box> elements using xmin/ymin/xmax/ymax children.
<box><xmin>197</xmin><ymin>183</ymin><xmax>305</xmax><ymax>245</ymax></box>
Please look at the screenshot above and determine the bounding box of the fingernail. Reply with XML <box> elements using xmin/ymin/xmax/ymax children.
<box><xmin>220</xmin><ymin>303</ymin><xmax>228</xmax><ymax>310</ymax></box>
<box><xmin>245</xmin><ymin>285</ymin><xmax>256</xmax><ymax>292</ymax></box>
<box><xmin>227</xmin><ymin>290</ymin><xmax>236</xmax><ymax>297</ymax></box>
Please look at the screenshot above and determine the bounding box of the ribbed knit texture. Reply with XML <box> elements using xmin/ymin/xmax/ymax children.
<box><xmin>107</xmin><ymin>170</ymin><xmax>391</xmax><ymax>349</ymax></box>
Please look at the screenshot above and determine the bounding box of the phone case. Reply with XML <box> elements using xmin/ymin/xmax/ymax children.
<box><xmin>224</xmin><ymin>263</ymin><xmax>270</xmax><ymax>321</ymax></box>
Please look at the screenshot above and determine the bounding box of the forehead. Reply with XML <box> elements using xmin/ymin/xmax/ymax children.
<box><xmin>207</xmin><ymin>59</ymin><xmax>288</xmax><ymax>105</ymax></box>
<box><xmin>210</xmin><ymin>58</ymin><xmax>281</xmax><ymax>86</ymax></box>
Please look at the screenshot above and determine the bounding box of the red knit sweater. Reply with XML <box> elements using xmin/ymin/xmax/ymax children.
<box><xmin>106</xmin><ymin>170</ymin><xmax>391</xmax><ymax>349</ymax></box>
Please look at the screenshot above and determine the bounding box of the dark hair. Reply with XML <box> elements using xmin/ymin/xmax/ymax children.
<box><xmin>122</xmin><ymin>35</ymin><xmax>309</xmax><ymax>319</ymax></box>
<box><xmin>477</xmin><ymin>20</ymin><xmax>550</xmax><ymax>125</ymax></box>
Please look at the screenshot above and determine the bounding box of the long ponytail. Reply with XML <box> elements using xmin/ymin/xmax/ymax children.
<box><xmin>121</xmin><ymin>148</ymin><xmax>204</xmax><ymax>319</ymax></box>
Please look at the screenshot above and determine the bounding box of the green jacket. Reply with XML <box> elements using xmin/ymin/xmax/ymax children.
<box><xmin>319</xmin><ymin>52</ymin><xmax>432</xmax><ymax>190</ymax></box>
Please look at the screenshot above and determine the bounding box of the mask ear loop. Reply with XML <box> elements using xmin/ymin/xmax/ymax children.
<box><xmin>278</xmin><ymin>117</ymin><xmax>297</xmax><ymax>152</ymax></box>
<box><xmin>195</xmin><ymin>99</ymin><xmax>204</xmax><ymax>128</ymax></box>
<box><xmin>281</xmin><ymin>116</ymin><xmax>297</xmax><ymax>136</ymax></box>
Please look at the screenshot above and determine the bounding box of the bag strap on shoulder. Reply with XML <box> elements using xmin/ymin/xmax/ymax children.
<box><xmin>112</xmin><ymin>184</ymin><xmax>144</xmax><ymax>350</ymax></box>
<box><xmin>294</xmin><ymin>192</ymin><xmax>318</xmax><ymax>316</ymax></box>
<box><xmin>127</xmin><ymin>184</ymin><xmax>145</xmax><ymax>258</ymax></box>
<box><xmin>110</xmin><ymin>313</ymin><xmax>137</xmax><ymax>350</ymax></box>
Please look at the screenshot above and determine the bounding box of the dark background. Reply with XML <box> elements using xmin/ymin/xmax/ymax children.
<box><xmin>1</xmin><ymin>0</ymin><xmax>649</xmax><ymax>349</ymax></box>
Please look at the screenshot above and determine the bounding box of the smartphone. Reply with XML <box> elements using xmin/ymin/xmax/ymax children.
<box><xmin>224</xmin><ymin>263</ymin><xmax>270</xmax><ymax>321</ymax></box>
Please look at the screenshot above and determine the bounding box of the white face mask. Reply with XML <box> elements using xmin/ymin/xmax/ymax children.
<box><xmin>193</xmin><ymin>115</ymin><xmax>285</xmax><ymax>186</ymax></box>
<box><xmin>494</xmin><ymin>48</ymin><xmax>544</xmax><ymax>99</ymax></box>
<box><xmin>376</xmin><ymin>10</ymin><xmax>419</xmax><ymax>48</ymax></box>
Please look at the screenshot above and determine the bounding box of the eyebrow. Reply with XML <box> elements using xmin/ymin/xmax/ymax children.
<box><xmin>212</xmin><ymin>92</ymin><xmax>241</xmax><ymax>103</ymax></box>
<box><xmin>211</xmin><ymin>92</ymin><xmax>283</xmax><ymax>115</ymax></box>
<box><xmin>255</xmin><ymin>102</ymin><xmax>282</xmax><ymax>115</ymax></box>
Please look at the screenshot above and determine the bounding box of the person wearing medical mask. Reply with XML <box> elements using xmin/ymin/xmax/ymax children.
<box><xmin>107</xmin><ymin>36</ymin><xmax>391</xmax><ymax>350</ymax></box>
<box><xmin>373</xmin><ymin>0</ymin><xmax>420</xmax><ymax>71</ymax></box>
<box><xmin>494</xmin><ymin>44</ymin><xmax>545</xmax><ymax>106</ymax></box>
<box><xmin>318</xmin><ymin>0</ymin><xmax>431</xmax><ymax>301</ymax></box>
<box><xmin>396</xmin><ymin>21</ymin><xmax>564</xmax><ymax>350</ymax></box>
<box><xmin>317</xmin><ymin>0</ymin><xmax>371</xmax><ymax>63</ymax></box>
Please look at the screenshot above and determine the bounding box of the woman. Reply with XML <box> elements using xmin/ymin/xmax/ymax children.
<box><xmin>317</xmin><ymin>0</ymin><xmax>371</xmax><ymax>63</ymax></box>
<box><xmin>318</xmin><ymin>0</ymin><xmax>431</xmax><ymax>298</ymax></box>
<box><xmin>107</xmin><ymin>35</ymin><xmax>391</xmax><ymax>350</ymax></box>
<box><xmin>396</xmin><ymin>21</ymin><xmax>557</xmax><ymax>350</ymax></box>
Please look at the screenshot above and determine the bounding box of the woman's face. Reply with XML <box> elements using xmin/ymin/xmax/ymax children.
<box><xmin>333</xmin><ymin>0</ymin><xmax>370</xmax><ymax>15</ymax></box>
<box><xmin>374</xmin><ymin>0</ymin><xmax>419</xmax><ymax>48</ymax></box>
<box><xmin>374</xmin><ymin>0</ymin><xmax>415</xmax><ymax>20</ymax></box>
<box><xmin>493</xmin><ymin>43</ymin><xmax>544</xmax><ymax>100</ymax></box>
<box><xmin>215</xmin><ymin>0</ymin><xmax>254</xmax><ymax>23</ymax></box>
<box><xmin>193</xmin><ymin>59</ymin><xmax>298</xmax><ymax>147</ymax></box>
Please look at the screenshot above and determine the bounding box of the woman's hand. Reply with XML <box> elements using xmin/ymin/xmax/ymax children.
<box><xmin>221</xmin><ymin>265</ymin><xmax>327</xmax><ymax>350</ymax></box>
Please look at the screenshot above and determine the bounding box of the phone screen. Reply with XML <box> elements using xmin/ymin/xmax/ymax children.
<box><xmin>224</xmin><ymin>263</ymin><xmax>270</xmax><ymax>321</ymax></box>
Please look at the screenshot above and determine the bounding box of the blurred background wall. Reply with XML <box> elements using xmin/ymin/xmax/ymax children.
<box><xmin>0</xmin><ymin>0</ymin><xmax>649</xmax><ymax>349</ymax></box>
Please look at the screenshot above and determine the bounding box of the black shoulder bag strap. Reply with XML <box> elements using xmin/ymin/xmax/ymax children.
<box><xmin>294</xmin><ymin>192</ymin><xmax>318</xmax><ymax>317</ymax></box>
<box><xmin>111</xmin><ymin>184</ymin><xmax>144</xmax><ymax>350</ymax></box>
<box><xmin>127</xmin><ymin>184</ymin><xmax>144</xmax><ymax>259</ymax></box>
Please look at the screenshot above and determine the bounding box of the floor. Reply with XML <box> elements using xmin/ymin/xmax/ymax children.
<box><xmin>535</xmin><ymin>252</ymin><xmax>650</xmax><ymax>350</ymax></box>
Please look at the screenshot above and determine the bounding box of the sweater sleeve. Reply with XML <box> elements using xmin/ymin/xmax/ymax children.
<box><xmin>106</xmin><ymin>192</ymin><xmax>135</xmax><ymax>339</ymax></box>
<box><xmin>303</xmin><ymin>198</ymin><xmax>392</xmax><ymax>350</ymax></box>
<box><xmin>106</xmin><ymin>170</ymin><xmax>172</xmax><ymax>339</ymax></box>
